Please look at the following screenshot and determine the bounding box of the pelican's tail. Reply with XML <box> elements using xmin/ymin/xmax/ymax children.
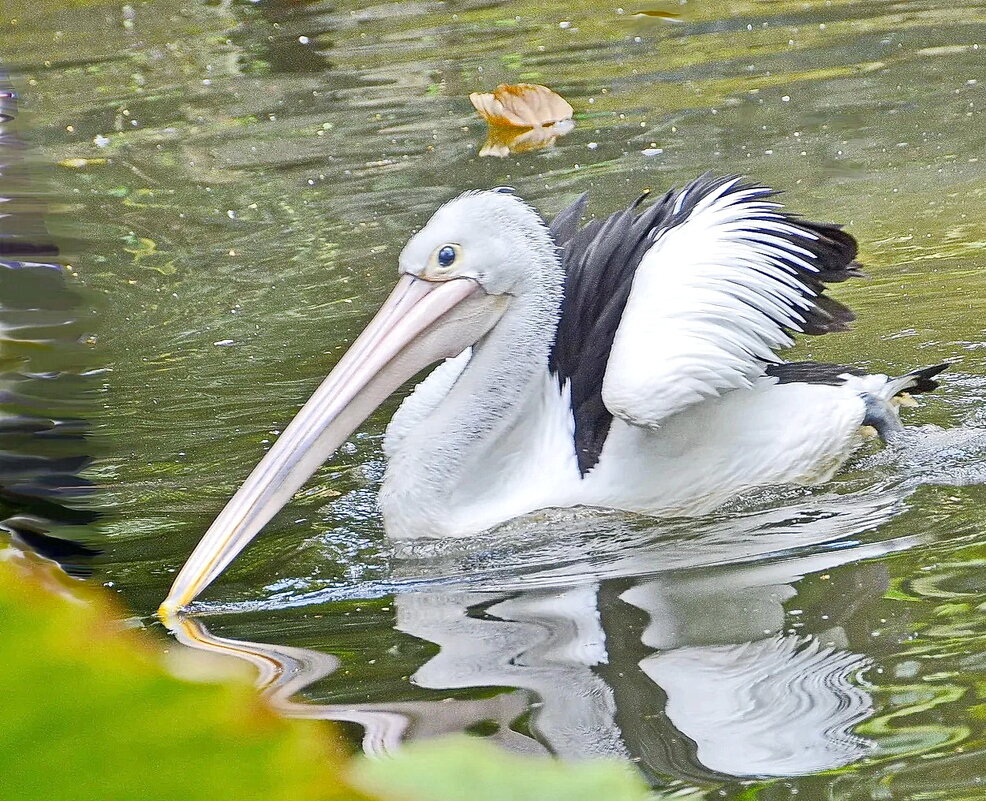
<box><xmin>767</xmin><ymin>361</ymin><xmax>949</xmax><ymax>441</ymax></box>
<box><xmin>861</xmin><ymin>363</ymin><xmax>949</xmax><ymax>440</ymax></box>
<box><xmin>879</xmin><ymin>363</ymin><xmax>950</xmax><ymax>400</ymax></box>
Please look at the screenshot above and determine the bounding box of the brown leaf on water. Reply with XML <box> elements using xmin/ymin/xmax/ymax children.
<box><xmin>470</xmin><ymin>84</ymin><xmax>574</xmax><ymax>157</ymax></box>
<box><xmin>469</xmin><ymin>83</ymin><xmax>573</xmax><ymax>129</ymax></box>
<box><xmin>632</xmin><ymin>10</ymin><xmax>682</xmax><ymax>20</ymax></box>
<box><xmin>478</xmin><ymin>119</ymin><xmax>575</xmax><ymax>158</ymax></box>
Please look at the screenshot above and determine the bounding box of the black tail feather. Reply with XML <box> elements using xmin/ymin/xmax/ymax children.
<box><xmin>899</xmin><ymin>363</ymin><xmax>950</xmax><ymax>395</ymax></box>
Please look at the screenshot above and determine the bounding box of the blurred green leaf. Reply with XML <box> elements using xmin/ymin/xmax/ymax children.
<box><xmin>350</xmin><ymin>737</ymin><xmax>652</xmax><ymax>801</ymax></box>
<box><xmin>0</xmin><ymin>555</ymin><xmax>366</xmax><ymax>801</ymax></box>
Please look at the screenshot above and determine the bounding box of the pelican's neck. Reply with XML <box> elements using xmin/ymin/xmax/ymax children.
<box><xmin>380</xmin><ymin>240</ymin><xmax>564</xmax><ymax>539</ymax></box>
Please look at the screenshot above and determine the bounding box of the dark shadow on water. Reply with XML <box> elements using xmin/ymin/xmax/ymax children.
<box><xmin>0</xmin><ymin>75</ymin><xmax>99</xmax><ymax>575</ymax></box>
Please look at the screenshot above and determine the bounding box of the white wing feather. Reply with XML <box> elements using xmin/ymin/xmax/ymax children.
<box><xmin>602</xmin><ymin>179</ymin><xmax>832</xmax><ymax>429</ymax></box>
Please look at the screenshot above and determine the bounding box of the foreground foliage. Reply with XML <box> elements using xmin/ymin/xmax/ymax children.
<box><xmin>0</xmin><ymin>553</ymin><xmax>651</xmax><ymax>801</ymax></box>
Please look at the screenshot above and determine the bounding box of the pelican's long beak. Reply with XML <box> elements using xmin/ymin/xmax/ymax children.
<box><xmin>160</xmin><ymin>274</ymin><xmax>504</xmax><ymax>616</ymax></box>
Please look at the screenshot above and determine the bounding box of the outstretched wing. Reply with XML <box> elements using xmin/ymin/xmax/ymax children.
<box><xmin>549</xmin><ymin>174</ymin><xmax>861</xmax><ymax>475</ymax></box>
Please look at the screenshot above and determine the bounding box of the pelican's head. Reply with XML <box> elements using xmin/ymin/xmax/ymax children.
<box><xmin>160</xmin><ymin>190</ymin><xmax>554</xmax><ymax>615</ymax></box>
<box><xmin>399</xmin><ymin>189</ymin><xmax>559</xmax><ymax>297</ymax></box>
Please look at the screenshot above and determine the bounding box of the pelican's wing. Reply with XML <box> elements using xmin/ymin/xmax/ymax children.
<box><xmin>549</xmin><ymin>175</ymin><xmax>861</xmax><ymax>474</ymax></box>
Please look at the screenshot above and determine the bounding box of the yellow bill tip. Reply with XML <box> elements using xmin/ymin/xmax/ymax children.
<box><xmin>157</xmin><ymin>599</ymin><xmax>184</xmax><ymax>623</ymax></box>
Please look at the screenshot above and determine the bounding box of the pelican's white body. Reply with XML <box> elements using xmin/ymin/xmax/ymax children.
<box><xmin>383</xmin><ymin>351</ymin><xmax>873</xmax><ymax>539</ymax></box>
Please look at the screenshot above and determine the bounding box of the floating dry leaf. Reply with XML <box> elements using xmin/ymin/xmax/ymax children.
<box><xmin>470</xmin><ymin>84</ymin><xmax>574</xmax><ymax>157</ymax></box>
<box><xmin>469</xmin><ymin>83</ymin><xmax>573</xmax><ymax>129</ymax></box>
<box><xmin>632</xmin><ymin>10</ymin><xmax>682</xmax><ymax>20</ymax></box>
<box><xmin>58</xmin><ymin>157</ymin><xmax>109</xmax><ymax>168</ymax></box>
<box><xmin>479</xmin><ymin>119</ymin><xmax>575</xmax><ymax>158</ymax></box>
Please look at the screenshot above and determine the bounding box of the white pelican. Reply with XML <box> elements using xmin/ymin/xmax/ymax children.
<box><xmin>161</xmin><ymin>174</ymin><xmax>946</xmax><ymax>613</ymax></box>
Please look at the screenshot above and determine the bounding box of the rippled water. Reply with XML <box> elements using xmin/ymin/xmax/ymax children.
<box><xmin>6</xmin><ymin>0</ymin><xmax>986</xmax><ymax>796</ymax></box>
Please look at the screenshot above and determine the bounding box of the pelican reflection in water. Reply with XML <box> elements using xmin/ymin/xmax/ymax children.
<box><xmin>162</xmin><ymin>175</ymin><xmax>946</xmax><ymax>611</ymax></box>
<box><xmin>168</xmin><ymin>493</ymin><xmax>910</xmax><ymax>780</ymax></box>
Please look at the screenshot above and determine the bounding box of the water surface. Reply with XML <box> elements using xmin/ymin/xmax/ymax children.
<box><xmin>6</xmin><ymin>0</ymin><xmax>986</xmax><ymax>797</ymax></box>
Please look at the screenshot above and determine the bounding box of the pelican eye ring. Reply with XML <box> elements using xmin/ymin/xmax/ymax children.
<box><xmin>437</xmin><ymin>245</ymin><xmax>458</xmax><ymax>268</ymax></box>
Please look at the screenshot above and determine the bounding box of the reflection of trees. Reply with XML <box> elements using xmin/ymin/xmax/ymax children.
<box><xmin>168</xmin><ymin>492</ymin><xmax>912</xmax><ymax>782</ymax></box>
<box><xmin>0</xmin><ymin>77</ymin><xmax>98</xmax><ymax>572</ymax></box>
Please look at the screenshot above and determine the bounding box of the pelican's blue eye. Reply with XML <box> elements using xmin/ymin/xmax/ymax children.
<box><xmin>437</xmin><ymin>245</ymin><xmax>457</xmax><ymax>268</ymax></box>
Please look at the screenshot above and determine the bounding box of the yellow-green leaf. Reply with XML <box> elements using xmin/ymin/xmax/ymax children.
<box><xmin>350</xmin><ymin>737</ymin><xmax>652</xmax><ymax>801</ymax></box>
<box><xmin>0</xmin><ymin>553</ymin><xmax>367</xmax><ymax>801</ymax></box>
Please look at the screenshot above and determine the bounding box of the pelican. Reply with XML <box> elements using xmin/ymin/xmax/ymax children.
<box><xmin>161</xmin><ymin>175</ymin><xmax>946</xmax><ymax>613</ymax></box>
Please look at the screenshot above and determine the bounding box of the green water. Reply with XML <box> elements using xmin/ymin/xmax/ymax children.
<box><xmin>7</xmin><ymin>0</ymin><xmax>986</xmax><ymax>796</ymax></box>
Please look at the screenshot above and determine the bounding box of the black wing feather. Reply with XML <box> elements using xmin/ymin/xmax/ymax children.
<box><xmin>548</xmin><ymin>174</ymin><xmax>862</xmax><ymax>475</ymax></box>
